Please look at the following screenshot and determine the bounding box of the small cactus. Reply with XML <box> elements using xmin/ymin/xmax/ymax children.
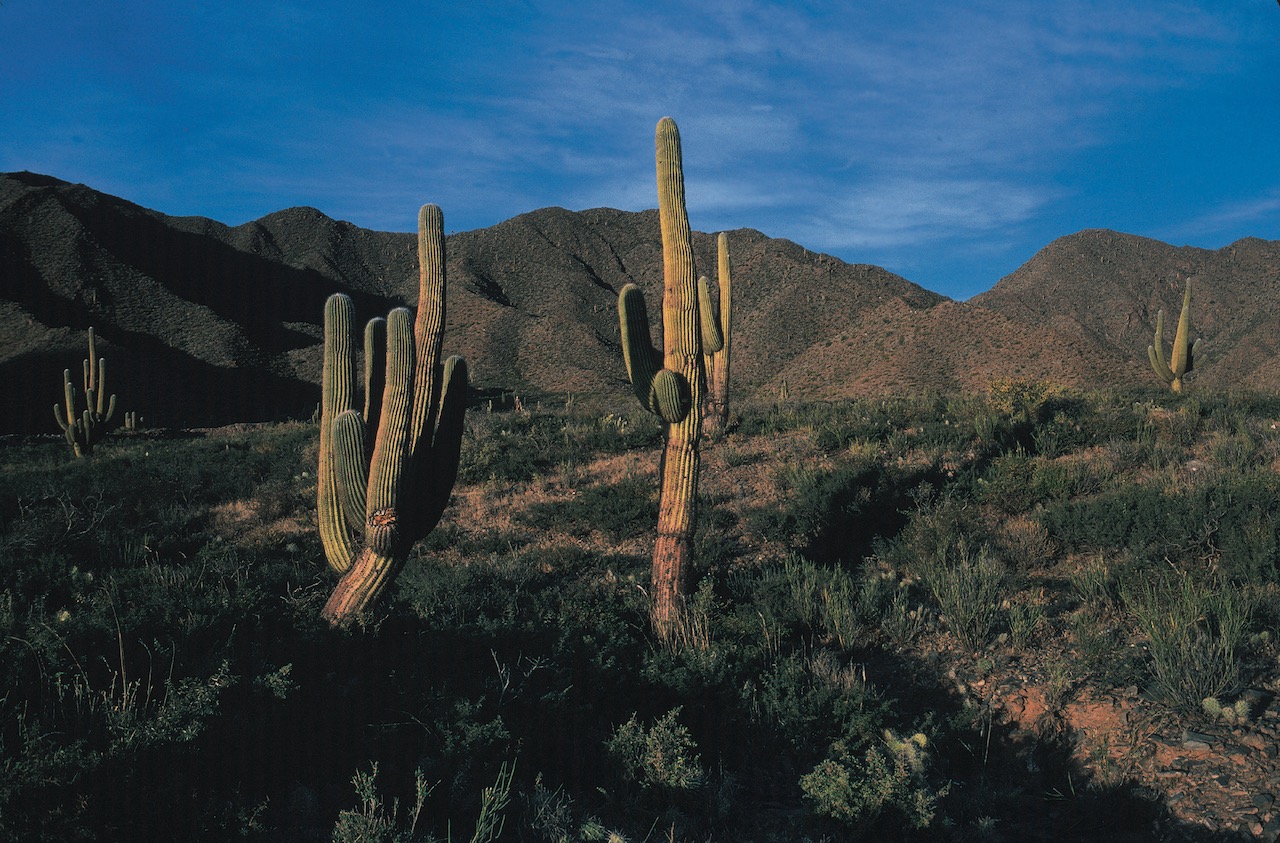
<box><xmin>316</xmin><ymin>205</ymin><xmax>468</xmax><ymax>626</ymax></box>
<box><xmin>53</xmin><ymin>326</ymin><xmax>117</xmax><ymax>457</ymax></box>
<box><xmin>1148</xmin><ymin>279</ymin><xmax>1202</xmax><ymax>393</ymax></box>
<box><xmin>617</xmin><ymin>117</ymin><xmax>723</xmax><ymax>638</ymax></box>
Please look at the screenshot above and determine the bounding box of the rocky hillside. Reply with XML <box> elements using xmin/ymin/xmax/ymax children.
<box><xmin>2</xmin><ymin>170</ymin><xmax>1278</xmax><ymax>434</ymax></box>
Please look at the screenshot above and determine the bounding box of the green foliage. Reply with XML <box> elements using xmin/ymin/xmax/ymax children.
<box><xmin>607</xmin><ymin>707</ymin><xmax>705</xmax><ymax>791</ymax></box>
<box><xmin>1040</xmin><ymin>471</ymin><xmax>1280</xmax><ymax>581</ymax></box>
<box><xmin>8</xmin><ymin>390</ymin><xmax>1280</xmax><ymax>840</ymax></box>
<box><xmin>800</xmin><ymin>730</ymin><xmax>940</xmax><ymax>830</ymax></box>
<box><xmin>916</xmin><ymin>542</ymin><xmax>1010</xmax><ymax>650</ymax></box>
<box><xmin>1121</xmin><ymin>570</ymin><xmax>1254</xmax><ymax>716</ymax></box>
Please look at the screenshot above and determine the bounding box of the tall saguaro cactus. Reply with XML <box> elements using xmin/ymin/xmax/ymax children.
<box><xmin>53</xmin><ymin>326</ymin><xmax>117</xmax><ymax>457</ymax></box>
<box><xmin>701</xmin><ymin>232</ymin><xmax>732</xmax><ymax>437</ymax></box>
<box><xmin>618</xmin><ymin>117</ymin><xmax>723</xmax><ymax>637</ymax></box>
<box><xmin>317</xmin><ymin>204</ymin><xmax>469</xmax><ymax>626</ymax></box>
<box><xmin>1148</xmin><ymin>278</ymin><xmax>1201</xmax><ymax>393</ymax></box>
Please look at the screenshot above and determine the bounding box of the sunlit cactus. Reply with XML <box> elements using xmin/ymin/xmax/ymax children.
<box><xmin>316</xmin><ymin>204</ymin><xmax>468</xmax><ymax>626</ymax></box>
<box><xmin>617</xmin><ymin>117</ymin><xmax>723</xmax><ymax>638</ymax></box>
<box><xmin>53</xmin><ymin>326</ymin><xmax>117</xmax><ymax>457</ymax></box>
<box><xmin>1148</xmin><ymin>278</ymin><xmax>1202</xmax><ymax>393</ymax></box>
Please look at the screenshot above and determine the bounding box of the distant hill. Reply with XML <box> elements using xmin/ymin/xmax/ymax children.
<box><xmin>2</xmin><ymin>171</ymin><xmax>1278</xmax><ymax>434</ymax></box>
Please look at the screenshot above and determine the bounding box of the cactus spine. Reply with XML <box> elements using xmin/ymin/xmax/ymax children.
<box><xmin>53</xmin><ymin>326</ymin><xmax>117</xmax><ymax>457</ymax></box>
<box><xmin>618</xmin><ymin>117</ymin><xmax>723</xmax><ymax>637</ymax></box>
<box><xmin>1148</xmin><ymin>279</ymin><xmax>1201</xmax><ymax>393</ymax></box>
<box><xmin>701</xmin><ymin>232</ymin><xmax>732</xmax><ymax>437</ymax></box>
<box><xmin>317</xmin><ymin>204</ymin><xmax>468</xmax><ymax>626</ymax></box>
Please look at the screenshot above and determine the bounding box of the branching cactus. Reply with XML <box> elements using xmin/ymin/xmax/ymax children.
<box><xmin>701</xmin><ymin>232</ymin><xmax>732</xmax><ymax>437</ymax></box>
<box><xmin>317</xmin><ymin>204</ymin><xmax>469</xmax><ymax>627</ymax></box>
<box><xmin>1148</xmin><ymin>279</ymin><xmax>1202</xmax><ymax>393</ymax></box>
<box><xmin>618</xmin><ymin>117</ymin><xmax>723</xmax><ymax>637</ymax></box>
<box><xmin>53</xmin><ymin>326</ymin><xmax>117</xmax><ymax>457</ymax></box>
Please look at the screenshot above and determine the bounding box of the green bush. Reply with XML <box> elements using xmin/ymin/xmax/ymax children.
<box><xmin>916</xmin><ymin>542</ymin><xmax>1010</xmax><ymax>650</ymax></box>
<box><xmin>800</xmin><ymin>730</ymin><xmax>941</xmax><ymax>830</ymax></box>
<box><xmin>607</xmin><ymin>707</ymin><xmax>704</xmax><ymax>791</ymax></box>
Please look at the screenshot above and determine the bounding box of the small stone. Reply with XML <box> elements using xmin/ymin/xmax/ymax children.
<box><xmin>1255</xmin><ymin>793</ymin><xmax>1276</xmax><ymax>811</ymax></box>
<box><xmin>1242</xmin><ymin>734</ymin><xmax>1268</xmax><ymax>751</ymax></box>
<box><xmin>1182</xmin><ymin>729</ymin><xmax>1215</xmax><ymax>750</ymax></box>
<box><xmin>1264</xmin><ymin>815</ymin><xmax>1280</xmax><ymax>843</ymax></box>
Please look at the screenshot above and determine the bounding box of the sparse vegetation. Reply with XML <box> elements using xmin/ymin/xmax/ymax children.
<box><xmin>3</xmin><ymin>385</ymin><xmax>1280</xmax><ymax>840</ymax></box>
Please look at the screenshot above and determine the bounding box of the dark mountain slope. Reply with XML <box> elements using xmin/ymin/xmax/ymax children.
<box><xmin>4</xmin><ymin>173</ymin><xmax>1278</xmax><ymax>436</ymax></box>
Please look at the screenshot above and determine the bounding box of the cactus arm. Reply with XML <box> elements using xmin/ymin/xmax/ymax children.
<box><xmin>697</xmin><ymin>276</ymin><xmax>724</xmax><ymax>355</ymax></box>
<box><xmin>362</xmin><ymin>316</ymin><xmax>387</xmax><ymax>430</ymax></box>
<box><xmin>1170</xmin><ymin>281</ymin><xmax>1192</xmax><ymax>377</ymax></box>
<box><xmin>85</xmin><ymin>327</ymin><xmax>97</xmax><ymax>392</ymax></box>
<box><xmin>331</xmin><ymin>409</ymin><xmax>368</xmax><ymax>530</ymax></box>
<box><xmin>55</xmin><ymin>369</ymin><xmax>75</xmax><ymax>432</ymax></box>
<box><xmin>101</xmin><ymin>388</ymin><xmax>117</xmax><ymax>425</ymax></box>
<box><xmin>702</xmin><ymin>232</ymin><xmax>732</xmax><ymax>436</ymax></box>
<box><xmin>319</xmin><ymin>294</ymin><xmax>359</xmax><ymax>573</ymax></box>
<box><xmin>619</xmin><ymin>284</ymin><xmax>691</xmax><ymax>423</ymax></box>
<box><xmin>363</xmin><ymin>308</ymin><xmax>416</xmax><ymax>556</ymax></box>
<box><xmin>1148</xmin><ymin>309</ymin><xmax>1175</xmax><ymax>385</ymax></box>
<box><xmin>410</xmin><ymin>204</ymin><xmax>447</xmax><ymax>456</ymax></box>
<box><xmin>413</xmin><ymin>355</ymin><xmax>469</xmax><ymax>541</ymax></box>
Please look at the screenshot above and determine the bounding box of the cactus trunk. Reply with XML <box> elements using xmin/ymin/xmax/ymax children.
<box><xmin>617</xmin><ymin>118</ymin><xmax>723</xmax><ymax>639</ymax></box>
<box><xmin>651</xmin><ymin>117</ymin><xmax>704</xmax><ymax>635</ymax></box>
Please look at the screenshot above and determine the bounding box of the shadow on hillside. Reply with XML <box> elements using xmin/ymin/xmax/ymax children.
<box><xmin>2</xmin><ymin>187</ymin><xmax>408</xmax><ymax>435</ymax></box>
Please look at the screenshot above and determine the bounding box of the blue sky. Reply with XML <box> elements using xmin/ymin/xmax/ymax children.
<box><xmin>2</xmin><ymin>1</ymin><xmax>1277</xmax><ymax>300</ymax></box>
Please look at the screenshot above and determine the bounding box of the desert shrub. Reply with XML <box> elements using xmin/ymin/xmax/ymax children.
<box><xmin>1040</xmin><ymin>472</ymin><xmax>1280</xmax><ymax>581</ymax></box>
<box><xmin>916</xmin><ymin>542</ymin><xmax>1010</xmax><ymax>650</ymax></box>
<box><xmin>986</xmin><ymin>377</ymin><xmax>1067</xmax><ymax>422</ymax></box>
<box><xmin>1121</xmin><ymin>570</ymin><xmax>1254</xmax><ymax>716</ymax></box>
<box><xmin>783</xmin><ymin>554</ymin><xmax>897</xmax><ymax>650</ymax></box>
<box><xmin>800</xmin><ymin>730</ymin><xmax>941</xmax><ymax>831</ymax></box>
<box><xmin>607</xmin><ymin>707</ymin><xmax>705</xmax><ymax>792</ymax></box>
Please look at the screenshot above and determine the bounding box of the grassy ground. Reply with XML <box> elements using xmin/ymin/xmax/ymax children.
<box><xmin>2</xmin><ymin>384</ymin><xmax>1279</xmax><ymax>842</ymax></box>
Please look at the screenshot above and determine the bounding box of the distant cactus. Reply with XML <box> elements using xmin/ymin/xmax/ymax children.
<box><xmin>316</xmin><ymin>205</ymin><xmax>468</xmax><ymax>626</ymax></box>
<box><xmin>1148</xmin><ymin>279</ymin><xmax>1201</xmax><ymax>393</ymax></box>
<box><xmin>53</xmin><ymin>326</ymin><xmax>117</xmax><ymax>457</ymax></box>
<box><xmin>124</xmin><ymin>411</ymin><xmax>142</xmax><ymax>431</ymax></box>
<box><xmin>617</xmin><ymin>117</ymin><xmax>723</xmax><ymax>637</ymax></box>
<box><xmin>701</xmin><ymin>232</ymin><xmax>732</xmax><ymax>437</ymax></box>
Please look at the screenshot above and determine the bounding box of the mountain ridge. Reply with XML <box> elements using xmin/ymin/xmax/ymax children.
<box><xmin>2</xmin><ymin>171</ymin><xmax>1277</xmax><ymax>434</ymax></box>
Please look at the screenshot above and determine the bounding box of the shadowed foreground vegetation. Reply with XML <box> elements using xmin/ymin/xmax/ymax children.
<box><xmin>2</xmin><ymin>386</ymin><xmax>1279</xmax><ymax>841</ymax></box>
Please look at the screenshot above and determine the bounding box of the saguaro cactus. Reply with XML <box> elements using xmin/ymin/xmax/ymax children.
<box><xmin>317</xmin><ymin>204</ymin><xmax>468</xmax><ymax>626</ymax></box>
<box><xmin>701</xmin><ymin>232</ymin><xmax>732</xmax><ymax>437</ymax></box>
<box><xmin>1148</xmin><ymin>279</ymin><xmax>1201</xmax><ymax>393</ymax></box>
<box><xmin>618</xmin><ymin>117</ymin><xmax>723</xmax><ymax>637</ymax></box>
<box><xmin>53</xmin><ymin>326</ymin><xmax>117</xmax><ymax>457</ymax></box>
